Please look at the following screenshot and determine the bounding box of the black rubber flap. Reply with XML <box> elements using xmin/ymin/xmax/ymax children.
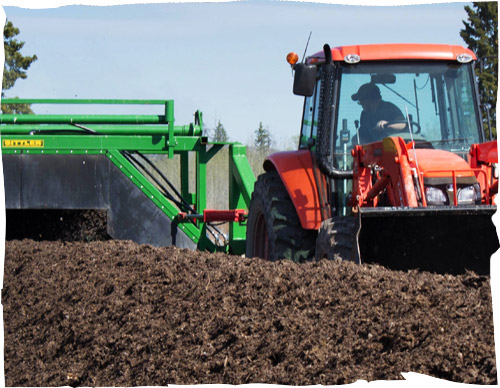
<box><xmin>2</xmin><ymin>154</ymin><xmax>196</xmax><ymax>249</ymax></box>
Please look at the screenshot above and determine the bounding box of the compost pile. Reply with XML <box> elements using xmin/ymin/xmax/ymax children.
<box><xmin>2</xmin><ymin>211</ymin><xmax>497</xmax><ymax>386</ymax></box>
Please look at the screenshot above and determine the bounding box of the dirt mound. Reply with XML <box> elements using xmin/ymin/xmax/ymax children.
<box><xmin>3</xmin><ymin>239</ymin><xmax>496</xmax><ymax>386</ymax></box>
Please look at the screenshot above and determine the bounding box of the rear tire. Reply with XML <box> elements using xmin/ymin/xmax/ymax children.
<box><xmin>315</xmin><ymin>217</ymin><xmax>358</xmax><ymax>263</ymax></box>
<box><xmin>245</xmin><ymin>170</ymin><xmax>317</xmax><ymax>262</ymax></box>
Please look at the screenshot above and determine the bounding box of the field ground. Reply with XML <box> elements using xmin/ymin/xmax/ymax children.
<box><xmin>2</xmin><ymin>210</ymin><xmax>497</xmax><ymax>385</ymax></box>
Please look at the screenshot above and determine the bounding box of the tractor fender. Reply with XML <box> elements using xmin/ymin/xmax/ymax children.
<box><xmin>263</xmin><ymin>150</ymin><xmax>323</xmax><ymax>230</ymax></box>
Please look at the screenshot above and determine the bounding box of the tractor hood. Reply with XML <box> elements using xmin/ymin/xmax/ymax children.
<box><xmin>411</xmin><ymin>148</ymin><xmax>476</xmax><ymax>184</ymax></box>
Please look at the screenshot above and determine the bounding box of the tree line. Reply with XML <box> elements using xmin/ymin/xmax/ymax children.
<box><xmin>206</xmin><ymin>120</ymin><xmax>275</xmax><ymax>152</ymax></box>
<box><xmin>2</xmin><ymin>20</ymin><xmax>37</xmax><ymax>114</ymax></box>
<box><xmin>460</xmin><ymin>1</ymin><xmax>498</xmax><ymax>139</ymax></box>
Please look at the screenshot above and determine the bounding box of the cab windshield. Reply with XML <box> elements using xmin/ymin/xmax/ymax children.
<box><xmin>335</xmin><ymin>61</ymin><xmax>483</xmax><ymax>157</ymax></box>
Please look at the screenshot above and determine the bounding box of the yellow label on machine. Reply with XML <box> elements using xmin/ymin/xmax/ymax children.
<box><xmin>2</xmin><ymin>139</ymin><xmax>44</xmax><ymax>148</ymax></box>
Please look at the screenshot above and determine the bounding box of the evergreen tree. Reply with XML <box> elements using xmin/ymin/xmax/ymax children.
<box><xmin>460</xmin><ymin>2</ymin><xmax>498</xmax><ymax>139</ymax></box>
<box><xmin>254</xmin><ymin>122</ymin><xmax>272</xmax><ymax>152</ymax></box>
<box><xmin>2</xmin><ymin>20</ymin><xmax>38</xmax><ymax>114</ymax></box>
<box><xmin>212</xmin><ymin>120</ymin><xmax>229</xmax><ymax>142</ymax></box>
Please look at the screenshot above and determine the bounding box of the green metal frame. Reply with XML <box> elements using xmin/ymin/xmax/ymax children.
<box><xmin>1</xmin><ymin>98</ymin><xmax>256</xmax><ymax>254</ymax></box>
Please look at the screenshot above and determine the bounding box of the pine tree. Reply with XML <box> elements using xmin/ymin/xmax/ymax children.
<box><xmin>254</xmin><ymin>122</ymin><xmax>272</xmax><ymax>152</ymax></box>
<box><xmin>2</xmin><ymin>20</ymin><xmax>38</xmax><ymax>114</ymax></box>
<box><xmin>460</xmin><ymin>2</ymin><xmax>498</xmax><ymax>139</ymax></box>
<box><xmin>212</xmin><ymin>120</ymin><xmax>229</xmax><ymax>142</ymax></box>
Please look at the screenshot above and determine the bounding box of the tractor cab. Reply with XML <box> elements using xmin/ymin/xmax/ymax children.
<box><xmin>292</xmin><ymin>44</ymin><xmax>489</xmax><ymax>217</ymax></box>
<box><xmin>334</xmin><ymin>61</ymin><xmax>482</xmax><ymax>152</ymax></box>
<box><xmin>296</xmin><ymin>45</ymin><xmax>484</xmax><ymax>154</ymax></box>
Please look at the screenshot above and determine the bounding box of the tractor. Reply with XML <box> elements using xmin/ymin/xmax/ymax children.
<box><xmin>245</xmin><ymin>43</ymin><xmax>498</xmax><ymax>275</ymax></box>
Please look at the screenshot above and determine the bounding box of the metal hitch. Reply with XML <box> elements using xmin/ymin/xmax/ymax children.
<box><xmin>177</xmin><ymin>209</ymin><xmax>247</xmax><ymax>223</ymax></box>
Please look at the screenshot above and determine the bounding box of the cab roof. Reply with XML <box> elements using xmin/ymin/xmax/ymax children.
<box><xmin>307</xmin><ymin>43</ymin><xmax>476</xmax><ymax>63</ymax></box>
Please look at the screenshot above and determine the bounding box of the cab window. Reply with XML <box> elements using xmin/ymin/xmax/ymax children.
<box><xmin>299</xmin><ymin>78</ymin><xmax>321</xmax><ymax>148</ymax></box>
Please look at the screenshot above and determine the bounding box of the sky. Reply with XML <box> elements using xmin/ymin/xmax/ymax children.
<box><xmin>0</xmin><ymin>0</ymin><xmax>475</xmax><ymax>149</ymax></box>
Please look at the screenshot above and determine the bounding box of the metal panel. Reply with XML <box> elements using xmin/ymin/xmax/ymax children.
<box><xmin>107</xmin><ymin>165</ymin><xmax>196</xmax><ymax>249</ymax></box>
<box><xmin>2</xmin><ymin>154</ymin><xmax>109</xmax><ymax>209</ymax></box>
<box><xmin>3</xmin><ymin>155</ymin><xmax>22</xmax><ymax>209</ymax></box>
<box><xmin>2</xmin><ymin>153</ymin><xmax>196</xmax><ymax>249</ymax></box>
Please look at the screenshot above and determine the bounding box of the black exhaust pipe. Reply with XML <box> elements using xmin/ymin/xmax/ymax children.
<box><xmin>315</xmin><ymin>44</ymin><xmax>353</xmax><ymax>180</ymax></box>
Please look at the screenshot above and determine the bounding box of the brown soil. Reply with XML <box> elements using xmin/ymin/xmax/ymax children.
<box><xmin>2</xmin><ymin>211</ymin><xmax>497</xmax><ymax>385</ymax></box>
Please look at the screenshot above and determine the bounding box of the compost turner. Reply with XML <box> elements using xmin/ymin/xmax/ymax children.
<box><xmin>1</xmin><ymin>98</ymin><xmax>255</xmax><ymax>254</ymax></box>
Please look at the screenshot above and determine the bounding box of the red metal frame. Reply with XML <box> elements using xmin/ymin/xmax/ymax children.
<box><xmin>177</xmin><ymin>209</ymin><xmax>247</xmax><ymax>223</ymax></box>
<box><xmin>349</xmin><ymin>137</ymin><xmax>419</xmax><ymax>208</ymax></box>
<box><xmin>469</xmin><ymin>140</ymin><xmax>498</xmax><ymax>203</ymax></box>
<box><xmin>266</xmin><ymin>138</ymin><xmax>497</xmax><ymax>231</ymax></box>
<box><xmin>350</xmin><ymin>137</ymin><xmax>497</xmax><ymax>208</ymax></box>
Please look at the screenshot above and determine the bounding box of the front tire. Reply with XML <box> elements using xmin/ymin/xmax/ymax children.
<box><xmin>245</xmin><ymin>170</ymin><xmax>316</xmax><ymax>262</ymax></box>
<box><xmin>315</xmin><ymin>217</ymin><xmax>357</xmax><ymax>262</ymax></box>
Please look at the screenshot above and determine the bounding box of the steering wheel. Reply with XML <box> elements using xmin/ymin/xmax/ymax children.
<box><xmin>381</xmin><ymin>119</ymin><xmax>421</xmax><ymax>134</ymax></box>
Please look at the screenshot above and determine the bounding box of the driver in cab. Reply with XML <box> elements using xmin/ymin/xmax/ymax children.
<box><xmin>352</xmin><ymin>83</ymin><xmax>406</xmax><ymax>144</ymax></box>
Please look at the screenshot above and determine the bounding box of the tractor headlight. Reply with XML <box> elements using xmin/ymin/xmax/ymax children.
<box><xmin>457</xmin><ymin>183</ymin><xmax>482</xmax><ymax>204</ymax></box>
<box><xmin>425</xmin><ymin>186</ymin><xmax>447</xmax><ymax>205</ymax></box>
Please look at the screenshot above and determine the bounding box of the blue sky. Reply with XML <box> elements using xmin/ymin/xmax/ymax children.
<box><xmin>2</xmin><ymin>1</ymin><xmax>473</xmax><ymax>148</ymax></box>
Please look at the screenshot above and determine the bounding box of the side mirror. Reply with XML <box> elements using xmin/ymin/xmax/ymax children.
<box><xmin>293</xmin><ymin>63</ymin><xmax>317</xmax><ymax>96</ymax></box>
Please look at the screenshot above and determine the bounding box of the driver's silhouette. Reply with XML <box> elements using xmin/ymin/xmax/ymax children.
<box><xmin>351</xmin><ymin>83</ymin><xmax>406</xmax><ymax>144</ymax></box>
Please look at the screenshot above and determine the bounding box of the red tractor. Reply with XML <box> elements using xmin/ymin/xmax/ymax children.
<box><xmin>246</xmin><ymin>43</ymin><xmax>498</xmax><ymax>275</ymax></box>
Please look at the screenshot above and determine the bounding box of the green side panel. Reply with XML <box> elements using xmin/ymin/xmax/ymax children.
<box><xmin>1</xmin><ymin>135</ymin><xmax>202</xmax><ymax>154</ymax></box>
<box><xmin>230</xmin><ymin>144</ymin><xmax>256</xmax><ymax>206</ymax></box>
<box><xmin>229</xmin><ymin>144</ymin><xmax>256</xmax><ymax>254</ymax></box>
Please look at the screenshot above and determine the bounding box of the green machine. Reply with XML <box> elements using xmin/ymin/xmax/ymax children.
<box><xmin>1</xmin><ymin>98</ymin><xmax>255</xmax><ymax>254</ymax></box>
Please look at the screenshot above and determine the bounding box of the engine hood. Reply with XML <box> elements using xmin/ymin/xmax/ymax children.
<box><xmin>412</xmin><ymin>149</ymin><xmax>476</xmax><ymax>184</ymax></box>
